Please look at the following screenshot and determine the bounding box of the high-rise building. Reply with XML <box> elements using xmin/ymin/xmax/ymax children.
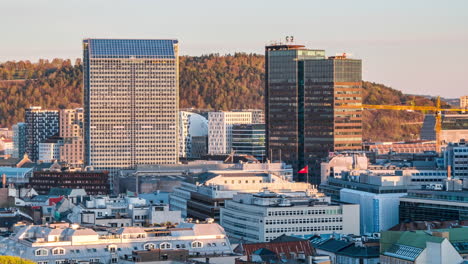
<box><xmin>83</xmin><ymin>39</ymin><xmax>179</xmax><ymax>171</ymax></box>
<box><xmin>25</xmin><ymin>107</ymin><xmax>59</xmax><ymax>162</ymax></box>
<box><xmin>265</xmin><ymin>44</ymin><xmax>362</xmax><ymax>184</ymax></box>
<box><xmin>59</xmin><ymin>108</ymin><xmax>84</xmax><ymax>166</ymax></box>
<box><xmin>179</xmin><ymin>111</ymin><xmax>208</xmax><ymax>158</ymax></box>
<box><xmin>12</xmin><ymin>123</ymin><xmax>27</xmax><ymax>158</ymax></box>
<box><xmin>232</xmin><ymin>123</ymin><xmax>266</xmax><ymax>161</ymax></box>
<box><xmin>208</xmin><ymin>111</ymin><xmax>253</xmax><ymax>155</ymax></box>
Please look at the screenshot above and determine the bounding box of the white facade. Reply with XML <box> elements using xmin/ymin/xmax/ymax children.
<box><xmin>340</xmin><ymin>189</ymin><xmax>406</xmax><ymax>234</ymax></box>
<box><xmin>0</xmin><ymin>140</ymin><xmax>14</xmax><ymax>156</ymax></box>
<box><xmin>169</xmin><ymin>163</ymin><xmax>299</xmax><ymax>219</ymax></box>
<box><xmin>0</xmin><ymin>222</ymin><xmax>234</xmax><ymax>264</ymax></box>
<box><xmin>208</xmin><ymin>111</ymin><xmax>253</xmax><ymax>155</ymax></box>
<box><xmin>444</xmin><ymin>140</ymin><xmax>468</xmax><ymax>179</ymax></box>
<box><xmin>38</xmin><ymin>140</ymin><xmax>63</xmax><ymax>162</ymax></box>
<box><xmin>179</xmin><ymin>111</ymin><xmax>208</xmax><ymax>158</ymax></box>
<box><xmin>220</xmin><ymin>191</ymin><xmax>360</xmax><ymax>243</ymax></box>
<box><xmin>68</xmin><ymin>195</ymin><xmax>182</xmax><ymax>227</ymax></box>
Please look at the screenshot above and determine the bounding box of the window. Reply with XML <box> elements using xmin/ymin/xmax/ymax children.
<box><xmin>160</xmin><ymin>242</ymin><xmax>172</xmax><ymax>249</ymax></box>
<box><xmin>108</xmin><ymin>245</ymin><xmax>117</xmax><ymax>253</ymax></box>
<box><xmin>55</xmin><ymin>260</ymin><xmax>66</xmax><ymax>264</ymax></box>
<box><xmin>192</xmin><ymin>241</ymin><xmax>203</xmax><ymax>248</ymax></box>
<box><xmin>111</xmin><ymin>257</ymin><xmax>118</xmax><ymax>263</ymax></box>
<box><xmin>38</xmin><ymin>262</ymin><xmax>48</xmax><ymax>264</ymax></box>
<box><xmin>52</xmin><ymin>248</ymin><xmax>65</xmax><ymax>255</ymax></box>
<box><xmin>144</xmin><ymin>243</ymin><xmax>156</xmax><ymax>250</ymax></box>
<box><xmin>35</xmin><ymin>248</ymin><xmax>49</xmax><ymax>256</ymax></box>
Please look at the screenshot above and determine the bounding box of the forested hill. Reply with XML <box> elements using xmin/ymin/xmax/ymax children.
<box><xmin>0</xmin><ymin>54</ymin><xmax>446</xmax><ymax>141</ymax></box>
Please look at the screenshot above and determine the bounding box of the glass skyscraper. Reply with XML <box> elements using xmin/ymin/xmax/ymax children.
<box><xmin>83</xmin><ymin>39</ymin><xmax>179</xmax><ymax>171</ymax></box>
<box><xmin>265</xmin><ymin>44</ymin><xmax>362</xmax><ymax>184</ymax></box>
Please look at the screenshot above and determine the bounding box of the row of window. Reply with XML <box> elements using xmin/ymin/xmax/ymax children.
<box><xmin>265</xmin><ymin>217</ymin><xmax>343</xmax><ymax>225</ymax></box>
<box><xmin>265</xmin><ymin>225</ymin><xmax>343</xmax><ymax>233</ymax></box>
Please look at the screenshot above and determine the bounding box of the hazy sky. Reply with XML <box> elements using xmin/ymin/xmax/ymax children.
<box><xmin>1</xmin><ymin>0</ymin><xmax>467</xmax><ymax>97</ymax></box>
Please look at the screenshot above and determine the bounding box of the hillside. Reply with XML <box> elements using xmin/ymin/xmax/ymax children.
<box><xmin>0</xmin><ymin>55</ymin><xmax>446</xmax><ymax>141</ymax></box>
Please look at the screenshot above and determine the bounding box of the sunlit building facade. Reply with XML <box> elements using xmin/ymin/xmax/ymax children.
<box><xmin>83</xmin><ymin>39</ymin><xmax>179</xmax><ymax>171</ymax></box>
<box><xmin>265</xmin><ymin>45</ymin><xmax>362</xmax><ymax>184</ymax></box>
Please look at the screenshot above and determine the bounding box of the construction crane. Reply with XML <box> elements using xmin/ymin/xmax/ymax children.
<box><xmin>344</xmin><ymin>97</ymin><xmax>466</xmax><ymax>153</ymax></box>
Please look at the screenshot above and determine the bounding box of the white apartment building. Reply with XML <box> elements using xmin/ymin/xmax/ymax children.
<box><xmin>38</xmin><ymin>137</ymin><xmax>63</xmax><ymax>163</ymax></box>
<box><xmin>68</xmin><ymin>195</ymin><xmax>182</xmax><ymax>227</ymax></box>
<box><xmin>208</xmin><ymin>111</ymin><xmax>253</xmax><ymax>155</ymax></box>
<box><xmin>220</xmin><ymin>190</ymin><xmax>360</xmax><ymax>243</ymax></box>
<box><xmin>0</xmin><ymin>222</ymin><xmax>234</xmax><ymax>264</ymax></box>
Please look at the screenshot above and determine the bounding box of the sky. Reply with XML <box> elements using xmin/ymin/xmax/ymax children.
<box><xmin>0</xmin><ymin>0</ymin><xmax>467</xmax><ymax>98</ymax></box>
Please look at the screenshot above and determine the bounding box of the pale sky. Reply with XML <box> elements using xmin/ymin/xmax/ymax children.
<box><xmin>0</xmin><ymin>0</ymin><xmax>467</xmax><ymax>97</ymax></box>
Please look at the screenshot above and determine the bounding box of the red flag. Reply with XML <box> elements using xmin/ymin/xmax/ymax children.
<box><xmin>298</xmin><ymin>165</ymin><xmax>308</xmax><ymax>174</ymax></box>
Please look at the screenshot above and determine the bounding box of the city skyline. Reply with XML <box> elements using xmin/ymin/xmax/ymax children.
<box><xmin>0</xmin><ymin>0</ymin><xmax>467</xmax><ymax>98</ymax></box>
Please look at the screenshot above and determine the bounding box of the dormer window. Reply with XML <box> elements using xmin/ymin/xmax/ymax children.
<box><xmin>52</xmin><ymin>248</ymin><xmax>65</xmax><ymax>255</ymax></box>
<box><xmin>191</xmin><ymin>241</ymin><xmax>203</xmax><ymax>248</ymax></box>
<box><xmin>35</xmin><ymin>248</ymin><xmax>48</xmax><ymax>256</ymax></box>
<box><xmin>144</xmin><ymin>243</ymin><xmax>156</xmax><ymax>250</ymax></box>
<box><xmin>108</xmin><ymin>245</ymin><xmax>117</xmax><ymax>253</ymax></box>
<box><xmin>160</xmin><ymin>242</ymin><xmax>172</xmax><ymax>249</ymax></box>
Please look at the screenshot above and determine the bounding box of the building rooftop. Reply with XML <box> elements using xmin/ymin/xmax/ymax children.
<box><xmin>85</xmin><ymin>39</ymin><xmax>178</xmax><ymax>59</ymax></box>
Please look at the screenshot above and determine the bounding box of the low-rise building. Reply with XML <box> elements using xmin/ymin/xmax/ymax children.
<box><xmin>220</xmin><ymin>190</ymin><xmax>360</xmax><ymax>243</ymax></box>
<box><xmin>380</xmin><ymin>229</ymin><xmax>467</xmax><ymax>264</ymax></box>
<box><xmin>399</xmin><ymin>189</ymin><xmax>468</xmax><ymax>222</ymax></box>
<box><xmin>0</xmin><ymin>222</ymin><xmax>234</xmax><ymax>264</ymax></box>
<box><xmin>169</xmin><ymin>163</ymin><xmax>299</xmax><ymax>222</ymax></box>
<box><xmin>444</xmin><ymin>139</ymin><xmax>468</xmax><ymax>179</ymax></box>
<box><xmin>38</xmin><ymin>135</ymin><xmax>63</xmax><ymax>163</ymax></box>
<box><xmin>30</xmin><ymin>169</ymin><xmax>110</xmax><ymax>195</ymax></box>
<box><xmin>68</xmin><ymin>195</ymin><xmax>182</xmax><ymax>227</ymax></box>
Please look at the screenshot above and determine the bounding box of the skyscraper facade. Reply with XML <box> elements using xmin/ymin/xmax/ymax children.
<box><xmin>208</xmin><ymin>111</ymin><xmax>253</xmax><ymax>155</ymax></box>
<box><xmin>59</xmin><ymin>108</ymin><xmax>84</xmax><ymax>166</ymax></box>
<box><xmin>12</xmin><ymin>122</ymin><xmax>27</xmax><ymax>158</ymax></box>
<box><xmin>25</xmin><ymin>107</ymin><xmax>59</xmax><ymax>162</ymax></box>
<box><xmin>83</xmin><ymin>39</ymin><xmax>179</xmax><ymax>171</ymax></box>
<box><xmin>265</xmin><ymin>44</ymin><xmax>362</xmax><ymax>184</ymax></box>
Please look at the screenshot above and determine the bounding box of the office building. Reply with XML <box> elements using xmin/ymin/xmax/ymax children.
<box><xmin>0</xmin><ymin>222</ymin><xmax>234</xmax><ymax>264</ymax></box>
<box><xmin>191</xmin><ymin>136</ymin><xmax>208</xmax><ymax>158</ymax></box>
<box><xmin>232</xmin><ymin>123</ymin><xmax>266</xmax><ymax>161</ymax></box>
<box><xmin>25</xmin><ymin>107</ymin><xmax>59</xmax><ymax>162</ymax></box>
<box><xmin>38</xmin><ymin>135</ymin><xmax>63</xmax><ymax>162</ymax></box>
<box><xmin>83</xmin><ymin>39</ymin><xmax>179</xmax><ymax>171</ymax></box>
<box><xmin>320</xmin><ymin>153</ymin><xmax>450</xmax><ymax>233</ymax></box>
<box><xmin>265</xmin><ymin>44</ymin><xmax>362</xmax><ymax>184</ymax></box>
<box><xmin>12</xmin><ymin>122</ymin><xmax>27</xmax><ymax>158</ymax></box>
<box><xmin>208</xmin><ymin>111</ymin><xmax>254</xmax><ymax>155</ymax></box>
<box><xmin>220</xmin><ymin>190</ymin><xmax>360</xmax><ymax>243</ymax></box>
<box><xmin>59</xmin><ymin>108</ymin><xmax>84</xmax><ymax>166</ymax></box>
<box><xmin>444</xmin><ymin>139</ymin><xmax>468</xmax><ymax>179</ymax></box>
<box><xmin>399</xmin><ymin>189</ymin><xmax>468</xmax><ymax>222</ymax></box>
<box><xmin>169</xmin><ymin>162</ymin><xmax>297</xmax><ymax>221</ymax></box>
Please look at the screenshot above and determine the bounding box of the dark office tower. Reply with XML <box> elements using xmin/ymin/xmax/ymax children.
<box><xmin>83</xmin><ymin>39</ymin><xmax>179</xmax><ymax>171</ymax></box>
<box><xmin>265</xmin><ymin>44</ymin><xmax>362</xmax><ymax>184</ymax></box>
<box><xmin>25</xmin><ymin>107</ymin><xmax>59</xmax><ymax>162</ymax></box>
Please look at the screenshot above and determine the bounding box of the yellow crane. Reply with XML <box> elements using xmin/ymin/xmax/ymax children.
<box><xmin>345</xmin><ymin>97</ymin><xmax>466</xmax><ymax>152</ymax></box>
